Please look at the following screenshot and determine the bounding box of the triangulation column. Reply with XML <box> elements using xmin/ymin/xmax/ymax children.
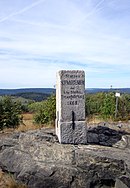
<box><xmin>55</xmin><ymin>70</ymin><xmax>87</xmax><ymax>144</ymax></box>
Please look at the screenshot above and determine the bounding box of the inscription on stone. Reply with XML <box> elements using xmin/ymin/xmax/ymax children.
<box><xmin>55</xmin><ymin>70</ymin><xmax>87</xmax><ymax>144</ymax></box>
<box><xmin>60</xmin><ymin>70</ymin><xmax>85</xmax><ymax>122</ymax></box>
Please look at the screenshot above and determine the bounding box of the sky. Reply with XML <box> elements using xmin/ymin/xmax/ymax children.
<box><xmin>0</xmin><ymin>0</ymin><xmax>130</xmax><ymax>89</ymax></box>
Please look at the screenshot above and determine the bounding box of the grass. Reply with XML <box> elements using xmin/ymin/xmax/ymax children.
<box><xmin>0</xmin><ymin>170</ymin><xmax>27</xmax><ymax>188</ymax></box>
<box><xmin>16</xmin><ymin>113</ymin><xmax>42</xmax><ymax>132</ymax></box>
<box><xmin>0</xmin><ymin>113</ymin><xmax>54</xmax><ymax>136</ymax></box>
<box><xmin>86</xmin><ymin>114</ymin><xmax>117</xmax><ymax>124</ymax></box>
<box><xmin>16</xmin><ymin>113</ymin><xmax>54</xmax><ymax>132</ymax></box>
<box><xmin>87</xmin><ymin>115</ymin><xmax>106</xmax><ymax>124</ymax></box>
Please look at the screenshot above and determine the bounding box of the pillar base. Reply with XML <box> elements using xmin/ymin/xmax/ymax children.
<box><xmin>56</xmin><ymin>121</ymin><xmax>87</xmax><ymax>144</ymax></box>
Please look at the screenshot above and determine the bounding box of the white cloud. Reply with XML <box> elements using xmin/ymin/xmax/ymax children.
<box><xmin>0</xmin><ymin>0</ymin><xmax>130</xmax><ymax>88</ymax></box>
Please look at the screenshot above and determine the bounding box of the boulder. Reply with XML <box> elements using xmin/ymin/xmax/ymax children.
<box><xmin>0</xmin><ymin>127</ymin><xmax>130</xmax><ymax>188</ymax></box>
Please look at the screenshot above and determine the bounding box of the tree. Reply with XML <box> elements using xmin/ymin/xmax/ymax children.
<box><xmin>0</xmin><ymin>96</ymin><xmax>22</xmax><ymax>130</ymax></box>
<box><xmin>100</xmin><ymin>92</ymin><xmax>115</xmax><ymax>120</ymax></box>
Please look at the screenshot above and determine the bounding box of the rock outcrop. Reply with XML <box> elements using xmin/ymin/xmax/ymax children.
<box><xmin>0</xmin><ymin>126</ymin><xmax>130</xmax><ymax>188</ymax></box>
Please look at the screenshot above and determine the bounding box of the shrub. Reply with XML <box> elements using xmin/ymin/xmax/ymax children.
<box><xmin>29</xmin><ymin>95</ymin><xmax>56</xmax><ymax>126</ymax></box>
<box><xmin>86</xmin><ymin>92</ymin><xmax>130</xmax><ymax>121</ymax></box>
<box><xmin>85</xmin><ymin>92</ymin><xmax>105</xmax><ymax>116</ymax></box>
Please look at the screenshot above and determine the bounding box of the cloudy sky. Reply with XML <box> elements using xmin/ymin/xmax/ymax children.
<box><xmin>0</xmin><ymin>0</ymin><xmax>130</xmax><ymax>89</ymax></box>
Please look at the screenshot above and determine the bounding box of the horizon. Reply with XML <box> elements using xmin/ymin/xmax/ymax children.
<box><xmin>0</xmin><ymin>0</ymin><xmax>130</xmax><ymax>88</ymax></box>
<box><xmin>0</xmin><ymin>87</ymin><xmax>130</xmax><ymax>90</ymax></box>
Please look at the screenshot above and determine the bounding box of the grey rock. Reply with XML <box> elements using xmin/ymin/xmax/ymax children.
<box><xmin>0</xmin><ymin>128</ymin><xmax>130</xmax><ymax>188</ymax></box>
<box><xmin>59</xmin><ymin>121</ymin><xmax>87</xmax><ymax>144</ymax></box>
<box><xmin>87</xmin><ymin>133</ymin><xmax>99</xmax><ymax>143</ymax></box>
<box><xmin>88</xmin><ymin>126</ymin><xmax>122</xmax><ymax>146</ymax></box>
<box><xmin>115</xmin><ymin>176</ymin><xmax>130</xmax><ymax>188</ymax></box>
<box><xmin>113</xmin><ymin>135</ymin><xmax>130</xmax><ymax>149</ymax></box>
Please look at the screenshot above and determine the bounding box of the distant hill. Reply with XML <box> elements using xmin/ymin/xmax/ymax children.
<box><xmin>0</xmin><ymin>88</ymin><xmax>55</xmax><ymax>95</ymax></box>
<box><xmin>86</xmin><ymin>88</ymin><xmax>130</xmax><ymax>94</ymax></box>
<box><xmin>13</xmin><ymin>92</ymin><xmax>50</xmax><ymax>102</ymax></box>
<box><xmin>0</xmin><ymin>88</ymin><xmax>130</xmax><ymax>96</ymax></box>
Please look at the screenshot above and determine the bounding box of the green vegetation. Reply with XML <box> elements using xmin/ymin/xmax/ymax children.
<box><xmin>0</xmin><ymin>96</ymin><xmax>22</xmax><ymax>130</ymax></box>
<box><xmin>0</xmin><ymin>88</ymin><xmax>55</xmax><ymax>95</ymax></box>
<box><xmin>29</xmin><ymin>95</ymin><xmax>56</xmax><ymax>126</ymax></box>
<box><xmin>13</xmin><ymin>92</ymin><xmax>50</xmax><ymax>102</ymax></box>
<box><xmin>29</xmin><ymin>92</ymin><xmax>130</xmax><ymax>126</ymax></box>
<box><xmin>0</xmin><ymin>92</ymin><xmax>130</xmax><ymax>130</ymax></box>
<box><xmin>86</xmin><ymin>92</ymin><xmax>130</xmax><ymax>121</ymax></box>
<box><xmin>101</xmin><ymin>92</ymin><xmax>115</xmax><ymax>119</ymax></box>
<box><xmin>85</xmin><ymin>92</ymin><xmax>104</xmax><ymax>115</ymax></box>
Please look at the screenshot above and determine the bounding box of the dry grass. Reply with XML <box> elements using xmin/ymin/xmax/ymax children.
<box><xmin>87</xmin><ymin>115</ymin><xmax>104</xmax><ymax>124</ymax></box>
<box><xmin>16</xmin><ymin>113</ymin><xmax>53</xmax><ymax>132</ymax></box>
<box><xmin>0</xmin><ymin>170</ymin><xmax>27</xmax><ymax>188</ymax></box>
<box><xmin>16</xmin><ymin>113</ymin><xmax>41</xmax><ymax>132</ymax></box>
<box><xmin>0</xmin><ymin>113</ymin><xmax>40</xmax><ymax>135</ymax></box>
<box><xmin>21</xmin><ymin>113</ymin><xmax>33</xmax><ymax>121</ymax></box>
<box><xmin>0</xmin><ymin>113</ymin><xmax>53</xmax><ymax>137</ymax></box>
<box><xmin>87</xmin><ymin>115</ymin><xmax>113</xmax><ymax>124</ymax></box>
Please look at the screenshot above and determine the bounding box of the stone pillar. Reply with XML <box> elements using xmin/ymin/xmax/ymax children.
<box><xmin>55</xmin><ymin>70</ymin><xmax>87</xmax><ymax>144</ymax></box>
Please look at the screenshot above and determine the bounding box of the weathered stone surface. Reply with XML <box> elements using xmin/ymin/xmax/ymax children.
<box><xmin>87</xmin><ymin>126</ymin><xmax>123</xmax><ymax>146</ymax></box>
<box><xmin>59</xmin><ymin>121</ymin><xmax>87</xmax><ymax>144</ymax></box>
<box><xmin>87</xmin><ymin>133</ymin><xmax>99</xmax><ymax>143</ymax></box>
<box><xmin>0</xmin><ymin>127</ymin><xmax>130</xmax><ymax>188</ymax></box>
<box><xmin>56</xmin><ymin>70</ymin><xmax>85</xmax><ymax>122</ymax></box>
<box><xmin>115</xmin><ymin>176</ymin><xmax>130</xmax><ymax>188</ymax></box>
<box><xmin>55</xmin><ymin>70</ymin><xmax>87</xmax><ymax>144</ymax></box>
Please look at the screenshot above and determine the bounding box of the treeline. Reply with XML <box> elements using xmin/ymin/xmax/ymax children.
<box><xmin>0</xmin><ymin>92</ymin><xmax>130</xmax><ymax>130</ymax></box>
<box><xmin>13</xmin><ymin>92</ymin><xmax>50</xmax><ymax>102</ymax></box>
<box><xmin>0</xmin><ymin>88</ymin><xmax>55</xmax><ymax>95</ymax></box>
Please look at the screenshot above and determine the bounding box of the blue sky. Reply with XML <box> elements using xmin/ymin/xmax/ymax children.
<box><xmin>0</xmin><ymin>0</ymin><xmax>130</xmax><ymax>89</ymax></box>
